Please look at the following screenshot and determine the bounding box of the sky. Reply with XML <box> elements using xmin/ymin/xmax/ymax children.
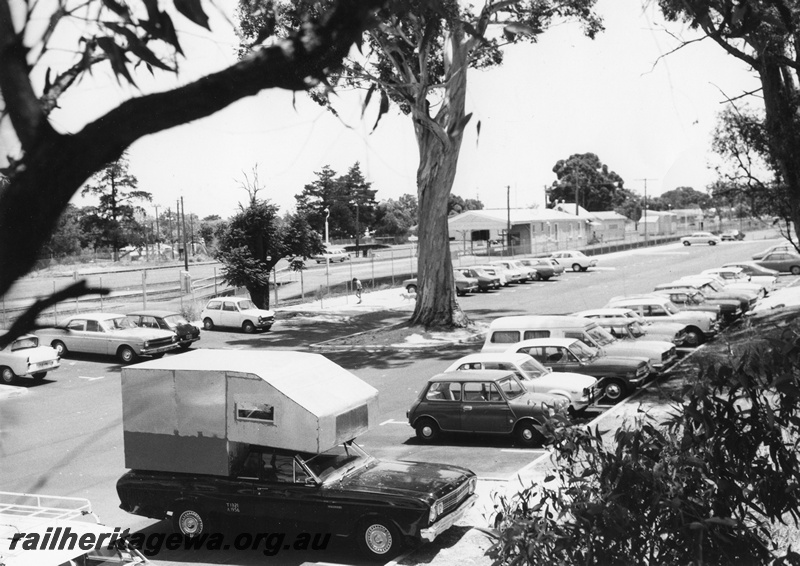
<box><xmin>7</xmin><ymin>0</ymin><xmax>762</xmax><ymax>221</ymax></box>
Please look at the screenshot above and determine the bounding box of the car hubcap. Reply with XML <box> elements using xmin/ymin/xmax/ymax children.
<box><xmin>606</xmin><ymin>383</ymin><xmax>622</xmax><ymax>400</ymax></box>
<box><xmin>2</xmin><ymin>369</ymin><xmax>13</xmax><ymax>383</ymax></box>
<box><xmin>179</xmin><ymin>511</ymin><xmax>202</xmax><ymax>536</ymax></box>
<box><xmin>521</xmin><ymin>428</ymin><xmax>533</xmax><ymax>441</ymax></box>
<box><xmin>422</xmin><ymin>426</ymin><xmax>432</xmax><ymax>438</ymax></box>
<box><xmin>365</xmin><ymin>525</ymin><xmax>391</xmax><ymax>554</ymax></box>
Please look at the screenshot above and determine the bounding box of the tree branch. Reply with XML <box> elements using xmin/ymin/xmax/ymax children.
<box><xmin>0</xmin><ymin>281</ymin><xmax>110</xmax><ymax>349</ymax></box>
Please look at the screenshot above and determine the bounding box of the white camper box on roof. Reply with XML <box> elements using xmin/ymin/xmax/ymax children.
<box><xmin>121</xmin><ymin>349</ymin><xmax>379</xmax><ymax>476</ymax></box>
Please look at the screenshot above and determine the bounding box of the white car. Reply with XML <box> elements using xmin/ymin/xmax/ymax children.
<box><xmin>574</xmin><ymin>308</ymin><xmax>690</xmax><ymax>347</ymax></box>
<box><xmin>681</xmin><ymin>232</ymin><xmax>721</xmax><ymax>246</ymax></box>
<box><xmin>200</xmin><ymin>296</ymin><xmax>275</xmax><ymax>333</ymax></box>
<box><xmin>475</xmin><ymin>264</ymin><xmax>508</xmax><ymax>286</ymax></box>
<box><xmin>313</xmin><ymin>247</ymin><xmax>351</xmax><ymax>263</ymax></box>
<box><xmin>701</xmin><ymin>267</ymin><xmax>776</xmax><ymax>294</ymax></box>
<box><xmin>489</xmin><ymin>260</ymin><xmax>527</xmax><ymax>283</ymax></box>
<box><xmin>443</xmin><ymin>352</ymin><xmax>599</xmax><ymax>413</ymax></box>
<box><xmin>0</xmin><ymin>333</ymin><xmax>60</xmax><ymax>384</ymax></box>
<box><xmin>605</xmin><ymin>295</ymin><xmax>719</xmax><ymax>346</ymax></box>
<box><xmin>549</xmin><ymin>250</ymin><xmax>598</xmax><ymax>272</ymax></box>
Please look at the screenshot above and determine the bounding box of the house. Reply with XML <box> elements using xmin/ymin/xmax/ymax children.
<box><xmin>637</xmin><ymin>210</ymin><xmax>677</xmax><ymax>236</ymax></box>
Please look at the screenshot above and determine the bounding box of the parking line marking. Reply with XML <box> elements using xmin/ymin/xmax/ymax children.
<box><xmin>78</xmin><ymin>376</ymin><xmax>105</xmax><ymax>381</ymax></box>
<box><xmin>379</xmin><ymin>419</ymin><xmax>407</xmax><ymax>426</ymax></box>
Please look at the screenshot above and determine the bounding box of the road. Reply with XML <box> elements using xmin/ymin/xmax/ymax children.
<box><xmin>0</xmin><ymin>238</ymin><xmax>791</xmax><ymax>565</ymax></box>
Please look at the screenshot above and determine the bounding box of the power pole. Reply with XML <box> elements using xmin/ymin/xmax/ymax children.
<box><xmin>636</xmin><ymin>178</ymin><xmax>657</xmax><ymax>245</ymax></box>
<box><xmin>181</xmin><ymin>197</ymin><xmax>189</xmax><ymax>271</ymax></box>
<box><xmin>506</xmin><ymin>185</ymin><xmax>511</xmax><ymax>252</ymax></box>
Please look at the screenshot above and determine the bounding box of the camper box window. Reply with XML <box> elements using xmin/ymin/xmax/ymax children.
<box><xmin>236</xmin><ymin>401</ymin><xmax>275</xmax><ymax>423</ymax></box>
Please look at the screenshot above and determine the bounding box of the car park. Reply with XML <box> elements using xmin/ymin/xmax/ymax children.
<box><xmin>481</xmin><ymin>315</ymin><xmax>675</xmax><ymax>371</ymax></box>
<box><xmin>407</xmin><ymin>369</ymin><xmax>568</xmax><ymax>446</ymax></box>
<box><xmin>0</xmin><ymin>332</ymin><xmax>60</xmax><ymax>384</ymax></box>
<box><xmin>752</xmin><ymin>242</ymin><xmax>796</xmax><ymax>260</ymax></box>
<box><xmin>126</xmin><ymin>309</ymin><xmax>200</xmax><ymax>349</ymax></box>
<box><xmin>403</xmin><ymin>270</ymin><xmax>480</xmax><ymax>296</ymax></box>
<box><xmin>506</xmin><ymin>338</ymin><xmax>651</xmax><ymax>402</ymax></box>
<box><xmin>605</xmin><ymin>295</ymin><xmax>719</xmax><ymax>346</ymax></box>
<box><xmin>573</xmin><ymin>308</ymin><xmax>690</xmax><ymax>346</ymax></box>
<box><xmin>36</xmin><ymin>312</ymin><xmax>179</xmax><ymax>363</ymax></box>
<box><xmin>200</xmin><ymin>296</ymin><xmax>275</xmax><ymax>332</ymax></box>
<box><xmin>443</xmin><ymin>352</ymin><xmax>599</xmax><ymax>413</ymax></box>
<box><xmin>755</xmin><ymin>251</ymin><xmax>800</xmax><ymax>274</ymax></box>
<box><xmin>456</xmin><ymin>267</ymin><xmax>501</xmax><ymax>291</ymax></box>
<box><xmin>518</xmin><ymin>258</ymin><xmax>560</xmax><ymax>280</ymax></box>
<box><xmin>313</xmin><ymin>247</ymin><xmax>351</xmax><ymax>263</ymax></box>
<box><xmin>681</xmin><ymin>231</ymin><xmax>721</xmax><ymax>246</ymax></box>
<box><xmin>548</xmin><ymin>250</ymin><xmax>598</xmax><ymax>272</ymax></box>
<box><xmin>720</xmin><ymin>229</ymin><xmax>745</xmax><ymax>241</ymax></box>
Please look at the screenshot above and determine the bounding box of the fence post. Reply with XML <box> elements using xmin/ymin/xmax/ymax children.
<box><xmin>99</xmin><ymin>276</ymin><xmax>104</xmax><ymax>311</ymax></box>
<box><xmin>391</xmin><ymin>249</ymin><xmax>395</xmax><ymax>286</ymax></box>
<box><xmin>319</xmin><ymin>285</ymin><xmax>324</xmax><ymax>309</ymax></box>
<box><xmin>273</xmin><ymin>269</ymin><xmax>278</xmax><ymax>308</ymax></box>
<box><xmin>300</xmin><ymin>269</ymin><xmax>304</xmax><ymax>301</ymax></box>
<box><xmin>53</xmin><ymin>281</ymin><xmax>58</xmax><ymax>325</ymax></box>
<box><xmin>74</xmin><ymin>271</ymin><xmax>79</xmax><ymax>313</ymax></box>
<box><xmin>142</xmin><ymin>270</ymin><xmax>147</xmax><ymax>308</ymax></box>
<box><xmin>410</xmin><ymin>248</ymin><xmax>414</xmax><ymax>275</ymax></box>
<box><xmin>214</xmin><ymin>267</ymin><xmax>218</xmax><ymax>296</ymax></box>
<box><xmin>371</xmin><ymin>255</ymin><xmax>375</xmax><ymax>288</ymax></box>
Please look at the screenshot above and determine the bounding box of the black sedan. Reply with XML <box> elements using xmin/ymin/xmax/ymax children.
<box><xmin>455</xmin><ymin>267</ymin><xmax>501</xmax><ymax>291</ymax></box>
<box><xmin>126</xmin><ymin>310</ymin><xmax>200</xmax><ymax>350</ymax></box>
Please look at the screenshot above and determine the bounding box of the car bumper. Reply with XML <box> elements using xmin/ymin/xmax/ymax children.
<box><xmin>25</xmin><ymin>358</ymin><xmax>60</xmax><ymax>375</ymax></box>
<box><xmin>140</xmin><ymin>343</ymin><xmax>180</xmax><ymax>356</ymax></box>
<box><xmin>420</xmin><ymin>493</ymin><xmax>478</xmax><ymax>543</ymax></box>
<box><xmin>179</xmin><ymin>335</ymin><xmax>201</xmax><ymax>345</ymax></box>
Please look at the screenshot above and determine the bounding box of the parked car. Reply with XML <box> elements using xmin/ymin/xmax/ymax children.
<box><xmin>651</xmin><ymin>285</ymin><xmax>742</xmax><ymax>324</ymax></box>
<box><xmin>200</xmin><ymin>297</ymin><xmax>275</xmax><ymax>332</ymax></box>
<box><xmin>677</xmin><ymin>275</ymin><xmax>761</xmax><ymax>308</ymax></box>
<box><xmin>36</xmin><ymin>312</ymin><xmax>179</xmax><ymax>363</ymax></box>
<box><xmin>455</xmin><ymin>267</ymin><xmax>501</xmax><ymax>291</ymax></box>
<box><xmin>752</xmin><ymin>242</ymin><xmax>796</xmax><ymax>260</ymax></box>
<box><xmin>0</xmin><ymin>332</ymin><xmax>60</xmax><ymax>384</ymax></box>
<box><xmin>750</xmin><ymin>286</ymin><xmax>800</xmax><ymax>314</ymax></box>
<box><xmin>407</xmin><ymin>370</ymin><xmax>568</xmax><ymax>446</ymax></box>
<box><xmin>403</xmin><ymin>270</ymin><xmax>480</xmax><ymax>296</ymax></box>
<box><xmin>720</xmin><ymin>229</ymin><xmax>745</xmax><ymax>241</ymax></box>
<box><xmin>126</xmin><ymin>309</ymin><xmax>200</xmax><ymax>349</ymax></box>
<box><xmin>681</xmin><ymin>231</ymin><xmax>721</xmax><ymax>246</ymax></box>
<box><xmin>481</xmin><ymin>315</ymin><xmax>675</xmax><ymax>371</ymax></box>
<box><xmin>489</xmin><ymin>260</ymin><xmax>527</xmax><ymax>283</ymax></box>
<box><xmin>755</xmin><ymin>251</ymin><xmax>800</xmax><ymax>275</ymax></box>
<box><xmin>605</xmin><ymin>295</ymin><xmax>719</xmax><ymax>346</ymax></box>
<box><xmin>722</xmin><ymin>261</ymin><xmax>780</xmax><ymax>281</ymax></box>
<box><xmin>703</xmin><ymin>266</ymin><xmax>777</xmax><ymax>293</ymax></box>
<box><xmin>475</xmin><ymin>264</ymin><xmax>508</xmax><ymax>286</ymax></box>
<box><xmin>573</xmin><ymin>308</ymin><xmax>690</xmax><ymax>347</ymax></box>
<box><xmin>506</xmin><ymin>338</ymin><xmax>651</xmax><ymax>402</ymax></box>
<box><xmin>691</xmin><ymin>270</ymin><xmax>767</xmax><ymax>298</ymax></box>
<box><xmin>313</xmin><ymin>247</ymin><xmax>351</xmax><ymax>263</ymax></box>
<box><xmin>518</xmin><ymin>258</ymin><xmax>560</xmax><ymax>280</ymax></box>
<box><xmin>548</xmin><ymin>250</ymin><xmax>598</xmax><ymax>272</ymax></box>
<box><xmin>443</xmin><ymin>352</ymin><xmax>599</xmax><ymax>413</ymax></box>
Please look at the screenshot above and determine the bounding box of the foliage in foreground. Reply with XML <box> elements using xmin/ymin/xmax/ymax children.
<box><xmin>491</xmin><ymin>312</ymin><xmax>800</xmax><ymax>565</ymax></box>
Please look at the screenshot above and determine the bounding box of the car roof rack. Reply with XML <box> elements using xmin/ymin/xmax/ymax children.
<box><xmin>0</xmin><ymin>491</ymin><xmax>99</xmax><ymax>523</ymax></box>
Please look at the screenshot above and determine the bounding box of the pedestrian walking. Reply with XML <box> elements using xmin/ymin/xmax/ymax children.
<box><xmin>353</xmin><ymin>277</ymin><xmax>363</xmax><ymax>304</ymax></box>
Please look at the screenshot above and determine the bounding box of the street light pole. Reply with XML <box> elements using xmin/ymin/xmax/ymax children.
<box><xmin>324</xmin><ymin>207</ymin><xmax>330</xmax><ymax>291</ymax></box>
<box><xmin>636</xmin><ymin>178</ymin><xmax>657</xmax><ymax>246</ymax></box>
<box><xmin>324</xmin><ymin>207</ymin><xmax>330</xmax><ymax>245</ymax></box>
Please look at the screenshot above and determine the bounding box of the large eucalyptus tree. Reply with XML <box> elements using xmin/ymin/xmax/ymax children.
<box><xmin>240</xmin><ymin>0</ymin><xmax>603</xmax><ymax>327</ymax></box>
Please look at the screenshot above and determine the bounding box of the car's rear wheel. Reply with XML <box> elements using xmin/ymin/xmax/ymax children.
<box><xmin>415</xmin><ymin>418</ymin><xmax>440</xmax><ymax>443</ymax></box>
<box><xmin>242</xmin><ymin>320</ymin><xmax>256</xmax><ymax>333</ymax></box>
<box><xmin>709</xmin><ymin>241</ymin><xmax>717</xmax><ymax>246</ymax></box>
<box><xmin>515</xmin><ymin>421</ymin><xmax>545</xmax><ymax>447</ymax></box>
<box><xmin>533</xmin><ymin>272</ymin><xmax>542</xmax><ymax>281</ymax></box>
<box><xmin>203</xmin><ymin>318</ymin><xmax>215</xmax><ymax>331</ymax></box>
<box><xmin>683</xmin><ymin>328</ymin><xmax>705</xmax><ymax>347</ymax></box>
<box><xmin>52</xmin><ymin>340</ymin><xmax>67</xmax><ymax>358</ymax></box>
<box><xmin>572</xmin><ymin>263</ymin><xmax>582</xmax><ymax>272</ymax></box>
<box><xmin>406</xmin><ymin>284</ymin><xmax>418</xmax><ymax>294</ymax></box>
<box><xmin>792</xmin><ymin>266</ymin><xmax>800</xmax><ymax>275</ymax></box>
<box><xmin>541</xmin><ymin>275</ymin><xmax>551</xmax><ymax>281</ymax></box>
<box><xmin>1</xmin><ymin>367</ymin><xmax>16</xmax><ymax>384</ymax></box>
<box><xmin>683</xmin><ymin>241</ymin><xmax>691</xmax><ymax>246</ymax></box>
<box><xmin>117</xmin><ymin>346</ymin><xmax>137</xmax><ymax>364</ymax></box>
<box><xmin>179</xmin><ymin>342</ymin><xmax>192</xmax><ymax>350</ymax></box>
<box><xmin>32</xmin><ymin>372</ymin><xmax>47</xmax><ymax>381</ymax></box>
<box><xmin>173</xmin><ymin>504</ymin><xmax>208</xmax><ymax>537</ymax></box>
<box><xmin>603</xmin><ymin>379</ymin><xmax>627</xmax><ymax>403</ymax></box>
<box><xmin>357</xmin><ymin>517</ymin><xmax>400</xmax><ymax>559</ymax></box>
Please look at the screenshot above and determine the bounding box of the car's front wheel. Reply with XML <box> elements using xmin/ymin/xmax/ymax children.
<box><xmin>406</xmin><ymin>284</ymin><xmax>418</xmax><ymax>294</ymax></box>
<box><xmin>709</xmin><ymin>241</ymin><xmax>717</xmax><ymax>246</ymax></box>
<box><xmin>357</xmin><ymin>518</ymin><xmax>400</xmax><ymax>559</ymax></box>
<box><xmin>683</xmin><ymin>241</ymin><xmax>691</xmax><ymax>246</ymax></box>
<box><xmin>32</xmin><ymin>372</ymin><xmax>47</xmax><ymax>381</ymax></box>
<box><xmin>242</xmin><ymin>320</ymin><xmax>256</xmax><ymax>333</ymax></box>
<box><xmin>514</xmin><ymin>421</ymin><xmax>545</xmax><ymax>447</ymax></box>
<box><xmin>117</xmin><ymin>346</ymin><xmax>138</xmax><ymax>364</ymax></box>
<box><xmin>415</xmin><ymin>418</ymin><xmax>440</xmax><ymax>443</ymax></box>
<box><xmin>792</xmin><ymin>266</ymin><xmax>800</xmax><ymax>275</ymax></box>
<box><xmin>603</xmin><ymin>379</ymin><xmax>628</xmax><ymax>403</ymax></box>
<box><xmin>683</xmin><ymin>328</ymin><xmax>705</xmax><ymax>347</ymax></box>
<box><xmin>572</xmin><ymin>263</ymin><xmax>582</xmax><ymax>272</ymax></box>
<box><xmin>52</xmin><ymin>340</ymin><xmax>67</xmax><ymax>358</ymax></box>
<box><xmin>1</xmin><ymin>367</ymin><xmax>16</xmax><ymax>384</ymax></box>
<box><xmin>203</xmin><ymin>318</ymin><xmax>215</xmax><ymax>331</ymax></box>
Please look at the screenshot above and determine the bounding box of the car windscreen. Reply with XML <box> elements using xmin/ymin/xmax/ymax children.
<box><xmin>586</xmin><ymin>326</ymin><xmax>614</xmax><ymax>346</ymax></box>
<box><xmin>519</xmin><ymin>358</ymin><xmax>548</xmax><ymax>378</ymax></box>
<box><xmin>102</xmin><ymin>317</ymin><xmax>136</xmax><ymax>331</ymax></box>
<box><xmin>628</xmin><ymin>321</ymin><xmax>646</xmax><ymax>338</ymax></box>
<box><xmin>237</xmin><ymin>300</ymin><xmax>255</xmax><ymax>310</ymax></box>
<box><xmin>497</xmin><ymin>375</ymin><xmax>525</xmax><ymax>399</ymax></box>
<box><xmin>10</xmin><ymin>336</ymin><xmax>39</xmax><ymax>350</ymax></box>
<box><xmin>163</xmin><ymin>314</ymin><xmax>190</xmax><ymax>327</ymax></box>
<box><xmin>300</xmin><ymin>443</ymin><xmax>371</xmax><ymax>483</ymax></box>
<box><xmin>568</xmin><ymin>340</ymin><xmax>598</xmax><ymax>362</ymax></box>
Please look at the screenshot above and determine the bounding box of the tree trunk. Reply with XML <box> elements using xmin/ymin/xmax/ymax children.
<box><xmin>408</xmin><ymin>27</ymin><xmax>471</xmax><ymax>329</ymax></box>
<box><xmin>247</xmin><ymin>284</ymin><xmax>270</xmax><ymax>310</ymax></box>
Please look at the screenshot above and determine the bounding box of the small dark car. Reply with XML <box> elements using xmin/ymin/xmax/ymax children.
<box><xmin>117</xmin><ymin>441</ymin><xmax>477</xmax><ymax>559</ymax></box>
<box><xmin>455</xmin><ymin>267</ymin><xmax>501</xmax><ymax>291</ymax></box>
<box><xmin>126</xmin><ymin>310</ymin><xmax>200</xmax><ymax>350</ymax></box>
<box><xmin>407</xmin><ymin>370</ymin><xmax>568</xmax><ymax>447</ymax></box>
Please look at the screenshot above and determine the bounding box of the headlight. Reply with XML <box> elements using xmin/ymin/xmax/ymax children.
<box><xmin>143</xmin><ymin>341</ymin><xmax>149</xmax><ymax>348</ymax></box>
<box><xmin>429</xmin><ymin>504</ymin><xmax>438</xmax><ymax>523</ymax></box>
<box><xmin>626</xmin><ymin>371</ymin><xmax>635</xmax><ymax>378</ymax></box>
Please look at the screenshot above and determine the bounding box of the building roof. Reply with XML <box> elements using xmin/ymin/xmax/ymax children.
<box><xmin>448</xmin><ymin>208</ymin><xmax>587</xmax><ymax>232</ymax></box>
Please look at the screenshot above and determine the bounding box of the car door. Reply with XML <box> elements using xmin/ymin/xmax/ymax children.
<box><xmin>63</xmin><ymin>318</ymin><xmax>88</xmax><ymax>352</ymax></box>
<box><xmin>220</xmin><ymin>301</ymin><xmax>240</xmax><ymax>327</ymax></box>
<box><xmin>83</xmin><ymin>319</ymin><xmax>109</xmax><ymax>354</ymax></box>
<box><xmin>421</xmin><ymin>381</ymin><xmax>464</xmax><ymax>432</ymax></box>
<box><xmin>461</xmin><ymin>381</ymin><xmax>512</xmax><ymax>433</ymax></box>
<box><xmin>251</xmin><ymin>452</ymin><xmax>318</xmax><ymax>530</ymax></box>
